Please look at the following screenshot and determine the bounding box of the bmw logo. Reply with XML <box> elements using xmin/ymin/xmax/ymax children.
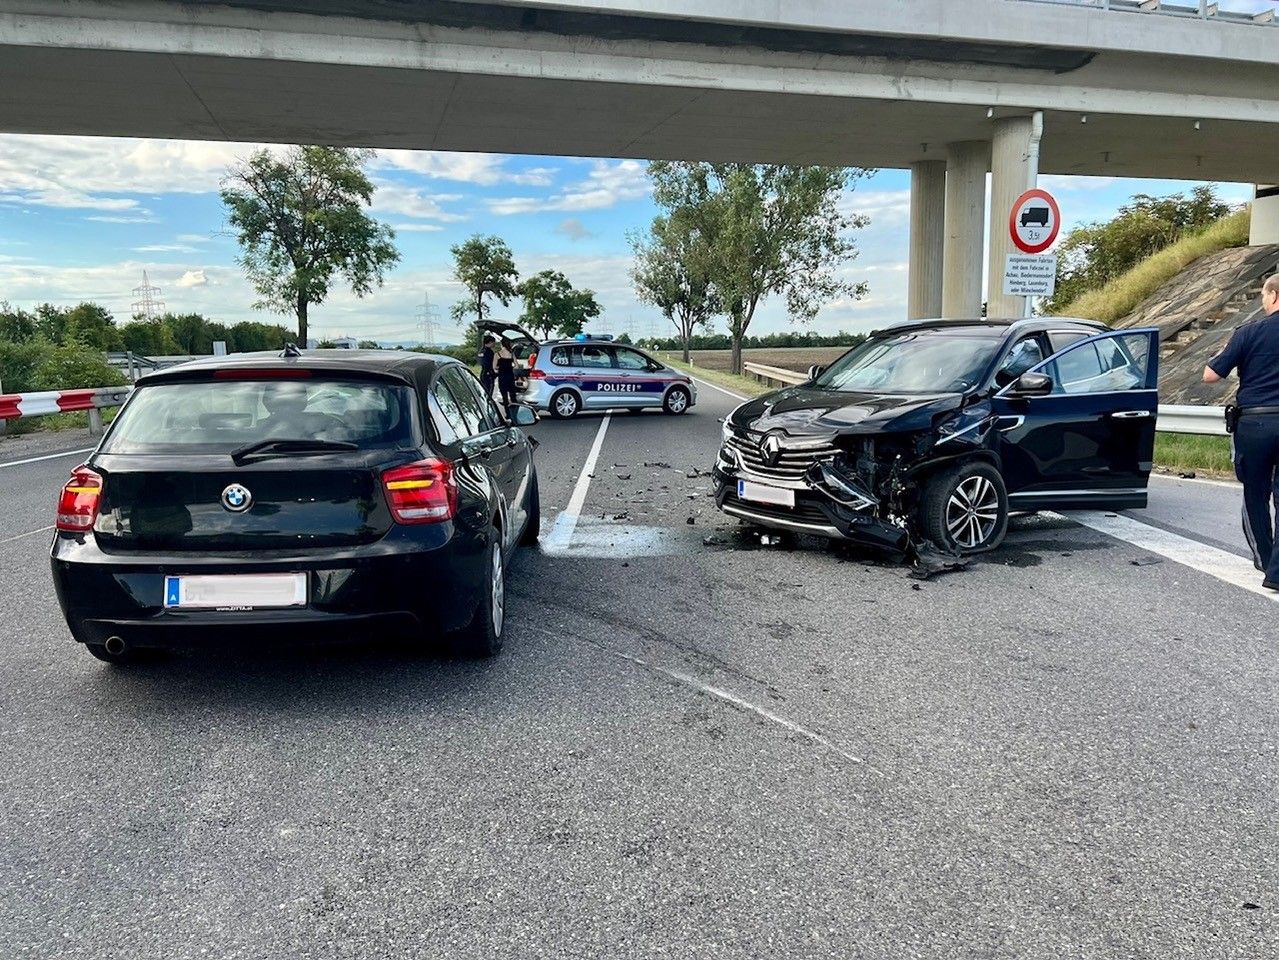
<box><xmin>221</xmin><ymin>483</ymin><xmax>253</xmax><ymax>513</ymax></box>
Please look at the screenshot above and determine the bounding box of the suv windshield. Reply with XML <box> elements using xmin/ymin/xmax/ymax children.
<box><xmin>813</xmin><ymin>330</ymin><xmax>1003</xmax><ymax>394</ymax></box>
<box><xmin>101</xmin><ymin>378</ymin><xmax>417</xmax><ymax>454</ymax></box>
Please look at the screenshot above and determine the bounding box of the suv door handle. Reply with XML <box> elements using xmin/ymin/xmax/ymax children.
<box><xmin>1110</xmin><ymin>410</ymin><xmax>1152</xmax><ymax>419</ymax></box>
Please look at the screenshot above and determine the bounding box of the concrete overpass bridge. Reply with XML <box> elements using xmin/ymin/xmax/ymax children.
<box><xmin>2</xmin><ymin>0</ymin><xmax>1277</xmax><ymax>318</ymax></box>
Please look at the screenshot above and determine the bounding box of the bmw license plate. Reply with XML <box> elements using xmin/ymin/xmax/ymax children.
<box><xmin>737</xmin><ymin>480</ymin><xmax>795</xmax><ymax>508</ymax></box>
<box><xmin>163</xmin><ymin>573</ymin><xmax>307</xmax><ymax>610</ymax></box>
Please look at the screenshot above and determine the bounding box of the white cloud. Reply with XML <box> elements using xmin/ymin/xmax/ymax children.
<box><xmin>391</xmin><ymin>223</ymin><xmax>445</xmax><ymax>233</ymax></box>
<box><xmin>86</xmin><ymin>214</ymin><xmax>159</xmax><ymax>224</ymax></box>
<box><xmin>487</xmin><ymin>160</ymin><xmax>649</xmax><ymax>215</ymax></box>
<box><xmin>134</xmin><ymin>243</ymin><xmax>198</xmax><ymax>253</ymax></box>
<box><xmin>372</xmin><ymin>182</ymin><xmax>467</xmax><ymax>222</ymax></box>
<box><xmin>375</xmin><ymin>150</ymin><xmax>557</xmax><ymax>186</ymax></box>
<box><xmin>843</xmin><ymin>189</ymin><xmax>911</xmax><ymax>226</ymax></box>
<box><xmin>174</xmin><ymin>270</ymin><xmax>209</xmax><ymax>288</ymax></box>
<box><xmin>176</xmin><ymin>233</ymin><xmax>214</xmax><ymax>244</ymax></box>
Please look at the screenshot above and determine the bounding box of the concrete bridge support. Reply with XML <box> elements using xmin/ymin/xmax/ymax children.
<box><xmin>907</xmin><ymin>160</ymin><xmax>946</xmax><ymax>320</ymax></box>
<box><xmin>1251</xmin><ymin>186</ymin><xmax>1279</xmax><ymax>246</ymax></box>
<box><xmin>986</xmin><ymin>114</ymin><xmax>1042</xmax><ymax>320</ymax></box>
<box><xmin>942</xmin><ymin>141</ymin><xmax>990</xmax><ymax>319</ymax></box>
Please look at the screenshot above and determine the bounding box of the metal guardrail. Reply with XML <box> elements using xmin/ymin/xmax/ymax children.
<box><xmin>107</xmin><ymin>352</ymin><xmax>203</xmax><ymax>382</ymax></box>
<box><xmin>0</xmin><ymin>385</ymin><xmax>133</xmax><ymax>437</ymax></box>
<box><xmin>742</xmin><ymin>363</ymin><xmax>1229</xmax><ymax>435</ymax></box>
<box><xmin>1016</xmin><ymin>0</ymin><xmax>1278</xmax><ymax>26</ymax></box>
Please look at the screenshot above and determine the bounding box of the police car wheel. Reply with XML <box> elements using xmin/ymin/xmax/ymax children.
<box><xmin>663</xmin><ymin>387</ymin><xmax>691</xmax><ymax>415</ymax></box>
<box><xmin>550</xmin><ymin>389</ymin><xmax>580</xmax><ymax>419</ymax></box>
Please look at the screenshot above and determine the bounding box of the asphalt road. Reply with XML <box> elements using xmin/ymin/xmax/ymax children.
<box><xmin>1</xmin><ymin>385</ymin><xmax>1275</xmax><ymax>959</ymax></box>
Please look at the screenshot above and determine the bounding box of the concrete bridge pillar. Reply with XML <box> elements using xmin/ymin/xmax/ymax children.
<box><xmin>986</xmin><ymin>115</ymin><xmax>1041</xmax><ymax>319</ymax></box>
<box><xmin>1250</xmin><ymin>185</ymin><xmax>1279</xmax><ymax>246</ymax></box>
<box><xmin>942</xmin><ymin>141</ymin><xmax>991</xmax><ymax>319</ymax></box>
<box><xmin>907</xmin><ymin>160</ymin><xmax>946</xmax><ymax>320</ymax></box>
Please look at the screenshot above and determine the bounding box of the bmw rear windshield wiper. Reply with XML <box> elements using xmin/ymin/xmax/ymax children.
<box><xmin>230</xmin><ymin>438</ymin><xmax>359</xmax><ymax>464</ymax></box>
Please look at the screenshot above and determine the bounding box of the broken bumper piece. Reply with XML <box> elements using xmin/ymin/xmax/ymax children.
<box><xmin>712</xmin><ymin>461</ymin><xmax>909</xmax><ymax>552</ymax></box>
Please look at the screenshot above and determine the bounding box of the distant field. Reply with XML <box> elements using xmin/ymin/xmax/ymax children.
<box><xmin>659</xmin><ymin>347</ymin><xmax>849</xmax><ymax>373</ymax></box>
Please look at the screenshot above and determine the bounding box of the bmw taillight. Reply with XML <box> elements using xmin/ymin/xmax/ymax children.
<box><xmin>56</xmin><ymin>465</ymin><xmax>103</xmax><ymax>532</ymax></box>
<box><xmin>382</xmin><ymin>459</ymin><xmax>458</xmax><ymax>524</ymax></box>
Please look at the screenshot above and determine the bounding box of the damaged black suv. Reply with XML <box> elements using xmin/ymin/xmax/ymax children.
<box><xmin>714</xmin><ymin>319</ymin><xmax>1160</xmax><ymax>554</ymax></box>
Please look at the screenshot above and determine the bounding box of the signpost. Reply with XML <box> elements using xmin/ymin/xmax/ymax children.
<box><xmin>1004</xmin><ymin>188</ymin><xmax>1061</xmax><ymax>312</ymax></box>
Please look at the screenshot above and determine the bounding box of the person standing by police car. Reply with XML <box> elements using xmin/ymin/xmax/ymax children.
<box><xmin>496</xmin><ymin>338</ymin><xmax>518</xmax><ymax>407</ymax></box>
<box><xmin>1204</xmin><ymin>273</ymin><xmax>1279</xmax><ymax>589</ymax></box>
<box><xmin>479</xmin><ymin>334</ymin><xmax>497</xmax><ymax>400</ymax></box>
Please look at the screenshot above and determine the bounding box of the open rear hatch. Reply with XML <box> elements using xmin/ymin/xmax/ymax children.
<box><xmin>91</xmin><ymin>372</ymin><xmax>420</xmax><ymax>552</ymax></box>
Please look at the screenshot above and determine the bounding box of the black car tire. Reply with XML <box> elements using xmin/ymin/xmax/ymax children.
<box><xmin>919</xmin><ymin>461</ymin><xmax>1008</xmax><ymax>554</ymax></box>
<box><xmin>519</xmin><ymin>470</ymin><xmax>541</xmax><ymax>546</ymax></box>
<box><xmin>549</xmin><ymin>389</ymin><xmax>579</xmax><ymax>419</ymax></box>
<box><xmin>452</xmin><ymin>534</ymin><xmax>505</xmax><ymax>658</ymax></box>
<box><xmin>663</xmin><ymin>386</ymin><xmax>691</xmax><ymax>415</ymax></box>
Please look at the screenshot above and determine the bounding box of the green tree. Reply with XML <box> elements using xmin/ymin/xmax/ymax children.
<box><xmin>517</xmin><ymin>269</ymin><xmax>602</xmax><ymax>339</ymax></box>
<box><xmin>648</xmin><ymin>162</ymin><xmax>869</xmax><ymax>373</ymax></box>
<box><xmin>120</xmin><ymin>317</ymin><xmax>180</xmax><ymax>356</ymax></box>
<box><xmin>0</xmin><ymin>303</ymin><xmax>37</xmax><ymax>344</ymax></box>
<box><xmin>1046</xmin><ymin>185</ymin><xmax>1234</xmax><ymax>313</ymax></box>
<box><xmin>630</xmin><ymin>212</ymin><xmax>718</xmax><ymax>363</ymax></box>
<box><xmin>221</xmin><ymin>146</ymin><xmax>400</xmax><ymax>346</ymax></box>
<box><xmin>357</xmin><ymin>339</ymin><xmax>381</xmax><ymax>349</ymax></box>
<box><xmin>449</xmin><ymin>235</ymin><xmax>519</xmax><ymax>324</ymax></box>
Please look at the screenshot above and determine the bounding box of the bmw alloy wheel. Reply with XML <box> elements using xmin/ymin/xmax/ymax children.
<box><xmin>490</xmin><ymin>542</ymin><xmax>505</xmax><ymax>638</ymax></box>
<box><xmin>945</xmin><ymin>475</ymin><xmax>1001</xmax><ymax>549</ymax></box>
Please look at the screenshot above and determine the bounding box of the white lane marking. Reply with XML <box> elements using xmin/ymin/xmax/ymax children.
<box><xmin>528</xmin><ymin>624</ymin><xmax>876</xmax><ymax>772</ymax></box>
<box><xmin>686</xmin><ymin>374</ymin><xmax>750</xmax><ymax>403</ymax></box>
<box><xmin>0</xmin><ymin>525</ymin><xmax>53</xmax><ymax>546</ymax></box>
<box><xmin>1150</xmin><ymin>473</ymin><xmax>1239</xmax><ymax>491</ymax></box>
<box><xmin>0</xmin><ymin>447</ymin><xmax>93</xmax><ymax>469</ymax></box>
<box><xmin>1056</xmin><ymin>510</ymin><xmax>1277</xmax><ymax>602</ymax></box>
<box><xmin>542</xmin><ymin>413</ymin><xmax>611</xmax><ymax>553</ymax></box>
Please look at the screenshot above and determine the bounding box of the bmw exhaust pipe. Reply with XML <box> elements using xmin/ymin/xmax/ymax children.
<box><xmin>104</xmin><ymin>636</ymin><xmax>127</xmax><ymax>657</ymax></box>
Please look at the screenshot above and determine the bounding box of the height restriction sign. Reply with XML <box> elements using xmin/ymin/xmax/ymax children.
<box><xmin>1009</xmin><ymin>188</ymin><xmax>1061</xmax><ymax>254</ymax></box>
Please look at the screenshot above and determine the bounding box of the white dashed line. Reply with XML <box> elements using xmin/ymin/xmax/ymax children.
<box><xmin>0</xmin><ymin>525</ymin><xmax>54</xmax><ymax>546</ymax></box>
<box><xmin>685</xmin><ymin>374</ymin><xmax>750</xmax><ymax>403</ymax></box>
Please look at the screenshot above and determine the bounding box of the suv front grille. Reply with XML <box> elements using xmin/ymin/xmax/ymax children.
<box><xmin>724</xmin><ymin>433</ymin><xmax>840</xmax><ymax>484</ymax></box>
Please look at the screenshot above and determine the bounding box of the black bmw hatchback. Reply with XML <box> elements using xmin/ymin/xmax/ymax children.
<box><xmin>51</xmin><ymin>349</ymin><xmax>539</xmax><ymax>664</ymax></box>
<box><xmin>714</xmin><ymin>319</ymin><xmax>1160</xmax><ymax>554</ymax></box>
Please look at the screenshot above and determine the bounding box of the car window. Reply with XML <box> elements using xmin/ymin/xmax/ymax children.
<box><xmin>100</xmin><ymin>378</ymin><xmax>416</xmax><ymax>454</ymax></box>
<box><xmin>428</xmin><ymin>382</ymin><xmax>465</xmax><ymax>445</ymax></box>
<box><xmin>1043</xmin><ymin>334</ymin><xmax>1149</xmax><ymax>395</ymax></box>
<box><xmin>457</xmin><ymin>366</ymin><xmax>506</xmax><ymax>430</ymax></box>
<box><xmin>614</xmin><ymin>348</ymin><xmax>650</xmax><ymax>371</ymax></box>
<box><xmin>575</xmin><ymin>345</ymin><xmax>613</xmax><ymax>368</ymax></box>
<box><xmin>549</xmin><ymin>345</ymin><xmax>571</xmax><ymax>367</ymax></box>
<box><xmin>1048</xmin><ymin>330</ymin><xmax>1089</xmax><ymax>353</ymax></box>
<box><xmin>996</xmin><ymin>336</ymin><xmax>1044</xmax><ymax>385</ymax></box>
<box><xmin>438</xmin><ymin>367</ymin><xmax>488</xmax><ymax>436</ymax></box>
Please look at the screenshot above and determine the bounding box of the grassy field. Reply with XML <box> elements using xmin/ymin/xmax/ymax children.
<box><xmin>1153</xmin><ymin>433</ymin><xmax>1234</xmax><ymax>477</ymax></box>
<box><xmin>661</xmin><ymin>347</ymin><xmax>849</xmax><ymax>375</ymax></box>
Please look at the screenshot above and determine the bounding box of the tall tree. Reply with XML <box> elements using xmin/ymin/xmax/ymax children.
<box><xmin>450</xmin><ymin>235</ymin><xmax>520</xmax><ymax>326</ymax></box>
<box><xmin>630</xmin><ymin>212</ymin><xmax>717</xmax><ymax>363</ymax></box>
<box><xmin>221</xmin><ymin>146</ymin><xmax>399</xmax><ymax>346</ymax></box>
<box><xmin>518</xmin><ymin>269</ymin><xmax>602</xmax><ymax>339</ymax></box>
<box><xmin>648</xmin><ymin>162</ymin><xmax>869</xmax><ymax>373</ymax></box>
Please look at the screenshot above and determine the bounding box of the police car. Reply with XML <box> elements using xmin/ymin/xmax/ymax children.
<box><xmin>522</xmin><ymin>336</ymin><xmax>698</xmax><ymax>419</ymax></box>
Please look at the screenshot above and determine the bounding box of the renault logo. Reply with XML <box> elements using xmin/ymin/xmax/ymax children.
<box><xmin>761</xmin><ymin>434</ymin><xmax>783</xmax><ymax>467</ymax></box>
<box><xmin>221</xmin><ymin>483</ymin><xmax>253</xmax><ymax>513</ymax></box>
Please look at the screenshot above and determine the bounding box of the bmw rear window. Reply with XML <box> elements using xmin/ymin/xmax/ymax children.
<box><xmin>101</xmin><ymin>378</ymin><xmax>418</xmax><ymax>454</ymax></box>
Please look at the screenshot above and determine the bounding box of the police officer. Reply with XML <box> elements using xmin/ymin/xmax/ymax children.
<box><xmin>1204</xmin><ymin>273</ymin><xmax>1279</xmax><ymax>589</ymax></box>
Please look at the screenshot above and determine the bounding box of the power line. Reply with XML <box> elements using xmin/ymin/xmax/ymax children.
<box><xmin>130</xmin><ymin>270</ymin><xmax>165</xmax><ymax>319</ymax></box>
<box><xmin>416</xmin><ymin>291</ymin><xmax>441</xmax><ymax>348</ymax></box>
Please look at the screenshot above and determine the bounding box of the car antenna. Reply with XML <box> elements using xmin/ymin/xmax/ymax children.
<box><xmin>280</xmin><ymin>342</ymin><xmax>303</xmax><ymax>358</ymax></box>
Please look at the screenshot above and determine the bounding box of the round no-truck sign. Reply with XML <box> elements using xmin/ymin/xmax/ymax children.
<box><xmin>1009</xmin><ymin>188</ymin><xmax>1061</xmax><ymax>254</ymax></box>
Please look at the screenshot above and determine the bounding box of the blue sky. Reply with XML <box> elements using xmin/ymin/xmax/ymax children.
<box><xmin>0</xmin><ymin>135</ymin><xmax>1255</xmax><ymax>345</ymax></box>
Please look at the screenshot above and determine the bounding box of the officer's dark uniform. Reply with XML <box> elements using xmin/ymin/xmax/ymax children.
<box><xmin>1208</xmin><ymin>306</ymin><xmax>1279</xmax><ymax>584</ymax></box>
<box><xmin>480</xmin><ymin>341</ymin><xmax>496</xmax><ymax>399</ymax></box>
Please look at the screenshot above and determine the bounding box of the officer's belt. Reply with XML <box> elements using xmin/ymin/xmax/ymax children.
<box><xmin>1238</xmin><ymin>406</ymin><xmax>1279</xmax><ymax>416</ymax></box>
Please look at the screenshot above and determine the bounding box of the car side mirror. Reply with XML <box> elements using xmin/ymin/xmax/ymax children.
<box><xmin>1012</xmin><ymin>371</ymin><xmax>1053</xmax><ymax>397</ymax></box>
<box><xmin>507</xmin><ymin>404</ymin><xmax>537</xmax><ymax>426</ymax></box>
<box><xmin>807</xmin><ymin>364</ymin><xmax>825</xmax><ymax>380</ymax></box>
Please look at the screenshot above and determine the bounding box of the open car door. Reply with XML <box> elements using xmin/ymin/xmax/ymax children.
<box><xmin>992</xmin><ymin>328</ymin><xmax>1160</xmax><ymax>511</ymax></box>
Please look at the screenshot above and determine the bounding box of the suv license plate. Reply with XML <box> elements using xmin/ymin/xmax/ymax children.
<box><xmin>164</xmin><ymin>574</ymin><xmax>307</xmax><ymax>610</ymax></box>
<box><xmin>738</xmin><ymin>480</ymin><xmax>795</xmax><ymax>508</ymax></box>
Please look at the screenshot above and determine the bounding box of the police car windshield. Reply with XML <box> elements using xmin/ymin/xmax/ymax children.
<box><xmin>813</xmin><ymin>330</ymin><xmax>1003</xmax><ymax>394</ymax></box>
<box><xmin>101</xmin><ymin>378</ymin><xmax>417</xmax><ymax>454</ymax></box>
